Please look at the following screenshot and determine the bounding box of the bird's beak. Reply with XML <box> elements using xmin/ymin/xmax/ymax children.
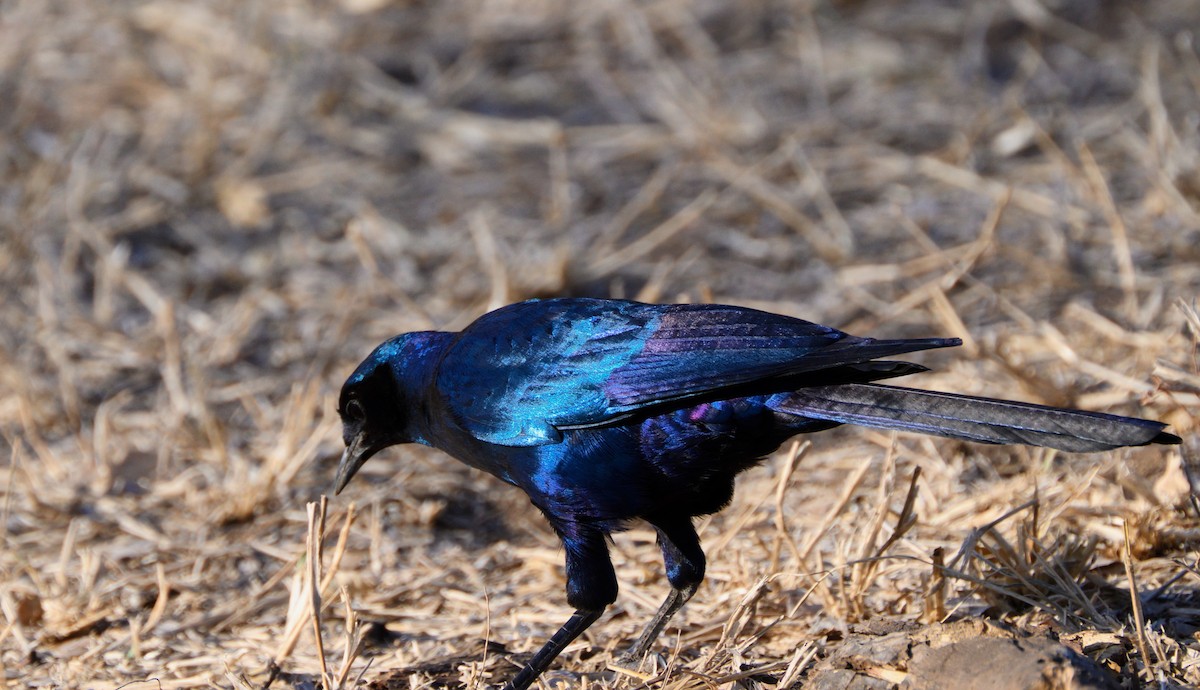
<box><xmin>331</xmin><ymin>433</ymin><xmax>370</xmax><ymax>496</ymax></box>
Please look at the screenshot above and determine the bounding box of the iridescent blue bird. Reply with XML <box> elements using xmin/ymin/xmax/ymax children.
<box><xmin>332</xmin><ymin>298</ymin><xmax>1178</xmax><ymax>689</ymax></box>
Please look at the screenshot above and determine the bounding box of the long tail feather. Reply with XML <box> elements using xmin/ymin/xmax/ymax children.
<box><xmin>772</xmin><ymin>383</ymin><xmax>1180</xmax><ymax>452</ymax></box>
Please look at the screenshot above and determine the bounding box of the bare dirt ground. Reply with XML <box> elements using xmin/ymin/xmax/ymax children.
<box><xmin>2</xmin><ymin>1</ymin><xmax>1199</xmax><ymax>688</ymax></box>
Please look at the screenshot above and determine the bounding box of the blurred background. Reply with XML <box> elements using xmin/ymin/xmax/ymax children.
<box><xmin>1</xmin><ymin>0</ymin><xmax>1198</xmax><ymax>688</ymax></box>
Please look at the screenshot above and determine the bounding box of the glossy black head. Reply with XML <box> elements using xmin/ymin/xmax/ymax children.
<box><xmin>332</xmin><ymin>338</ymin><xmax>412</xmax><ymax>495</ymax></box>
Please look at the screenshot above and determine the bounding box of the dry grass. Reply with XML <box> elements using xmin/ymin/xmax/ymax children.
<box><xmin>2</xmin><ymin>0</ymin><xmax>1199</xmax><ymax>688</ymax></box>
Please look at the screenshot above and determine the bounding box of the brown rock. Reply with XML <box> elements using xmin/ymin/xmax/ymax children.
<box><xmin>806</xmin><ymin>620</ymin><xmax>1119</xmax><ymax>690</ymax></box>
<box><xmin>905</xmin><ymin>634</ymin><xmax>1119</xmax><ymax>690</ymax></box>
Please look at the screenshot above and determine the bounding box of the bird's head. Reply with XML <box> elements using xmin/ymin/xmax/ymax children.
<box><xmin>332</xmin><ymin>334</ymin><xmax>424</xmax><ymax>495</ymax></box>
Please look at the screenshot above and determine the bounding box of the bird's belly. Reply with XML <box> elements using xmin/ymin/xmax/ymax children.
<box><xmin>512</xmin><ymin>426</ymin><xmax>649</xmax><ymax>525</ymax></box>
<box><xmin>441</xmin><ymin>396</ymin><xmax>832</xmax><ymax>527</ymax></box>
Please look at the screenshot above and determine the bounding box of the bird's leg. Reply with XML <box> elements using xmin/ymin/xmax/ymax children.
<box><xmin>620</xmin><ymin>582</ymin><xmax>695</xmax><ymax>664</ymax></box>
<box><xmin>503</xmin><ymin>608</ymin><xmax>602</xmax><ymax>690</ymax></box>
<box><xmin>504</xmin><ymin>518</ymin><xmax>617</xmax><ymax>690</ymax></box>
<box><xmin>621</xmin><ymin>517</ymin><xmax>705</xmax><ymax>663</ymax></box>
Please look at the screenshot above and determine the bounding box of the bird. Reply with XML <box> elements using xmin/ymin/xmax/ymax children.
<box><xmin>331</xmin><ymin>297</ymin><xmax>1179</xmax><ymax>690</ymax></box>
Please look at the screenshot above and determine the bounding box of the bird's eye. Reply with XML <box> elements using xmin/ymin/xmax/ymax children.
<box><xmin>344</xmin><ymin>399</ymin><xmax>365</xmax><ymax>421</ymax></box>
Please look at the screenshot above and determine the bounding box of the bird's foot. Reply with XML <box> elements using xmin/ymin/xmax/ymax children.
<box><xmin>531</xmin><ymin>669</ymin><xmax>618</xmax><ymax>690</ymax></box>
<box><xmin>609</xmin><ymin>650</ymin><xmax>667</xmax><ymax>685</ymax></box>
<box><xmin>614</xmin><ymin>650</ymin><xmax>645</xmax><ymax>668</ymax></box>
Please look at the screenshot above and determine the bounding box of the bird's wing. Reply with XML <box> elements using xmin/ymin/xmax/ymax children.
<box><xmin>436</xmin><ymin>299</ymin><xmax>958</xmax><ymax>446</ymax></box>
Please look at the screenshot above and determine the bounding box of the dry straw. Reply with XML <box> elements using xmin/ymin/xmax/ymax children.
<box><xmin>1</xmin><ymin>1</ymin><xmax>1198</xmax><ymax>688</ymax></box>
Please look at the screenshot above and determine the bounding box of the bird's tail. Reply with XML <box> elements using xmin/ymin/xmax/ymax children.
<box><xmin>772</xmin><ymin>383</ymin><xmax>1180</xmax><ymax>452</ymax></box>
